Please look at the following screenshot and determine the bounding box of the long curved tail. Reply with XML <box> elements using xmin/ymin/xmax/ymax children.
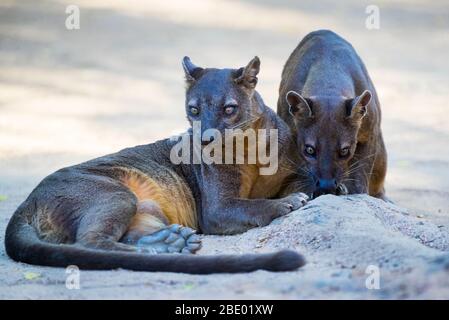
<box><xmin>5</xmin><ymin>213</ymin><xmax>306</xmax><ymax>274</ymax></box>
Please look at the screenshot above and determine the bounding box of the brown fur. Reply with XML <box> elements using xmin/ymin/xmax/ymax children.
<box><xmin>239</xmin><ymin>164</ymin><xmax>260</xmax><ymax>198</ymax></box>
<box><xmin>118</xmin><ymin>167</ymin><xmax>197</xmax><ymax>228</ymax></box>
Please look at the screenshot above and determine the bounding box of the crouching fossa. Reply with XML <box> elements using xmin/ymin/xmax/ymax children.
<box><xmin>170</xmin><ymin>120</ymin><xmax>279</xmax><ymax>175</ymax></box>
<box><xmin>277</xmin><ymin>30</ymin><xmax>387</xmax><ymax>200</ymax></box>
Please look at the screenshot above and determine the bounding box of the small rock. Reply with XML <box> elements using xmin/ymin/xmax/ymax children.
<box><xmin>23</xmin><ymin>272</ymin><xmax>41</xmax><ymax>280</ymax></box>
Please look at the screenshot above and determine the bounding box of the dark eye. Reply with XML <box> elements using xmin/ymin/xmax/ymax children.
<box><xmin>304</xmin><ymin>145</ymin><xmax>316</xmax><ymax>157</ymax></box>
<box><xmin>189</xmin><ymin>106</ymin><xmax>200</xmax><ymax>116</ymax></box>
<box><xmin>224</xmin><ymin>104</ymin><xmax>237</xmax><ymax>115</ymax></box>
<box><xmin>340</xmin><ymin>147</ymin><xmax>350</xmax><ymax>157</ymax></box>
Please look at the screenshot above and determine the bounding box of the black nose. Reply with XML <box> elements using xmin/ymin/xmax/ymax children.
<box><xmin>316</xmin><ymin>179</ymin><xmax>338</xmax><ymax>195</ymax></box>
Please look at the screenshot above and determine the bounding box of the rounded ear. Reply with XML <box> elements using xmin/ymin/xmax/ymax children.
<box><xmin>349</xmin><ymin>90</ymin><xmax>372</xmax><ymax>120</ymax></box>
<box><xmin>286</xmin><ymin>90</ymin><xmax>313</xmax><ymax>119</ymax></box>
<box><xmin>182</xmin><ymin>56</ymin><xmax>203</xmax><ymax>83</ymax></box>
<box><xmin>234</xmin><ymin>56</ymin><xmax>260</xmax><ymax>89</ymax></box>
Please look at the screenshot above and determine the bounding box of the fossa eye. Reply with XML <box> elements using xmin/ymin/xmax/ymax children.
<box><xmin>304</xmin><ymin>145</ymin><xmax>316</xmax><ymax>157</ymax></box>
<box><xmin>340</xmin><ymin>147</ymin><xmax>350</xmax><ymax>157</ymax></box>
<box><xmin>224</xmin><ymin>105</ymin><xmax>237</xmax><ymax>115</ymax></box>
<box><xmin>189</xmin><ymin>106</ymin><xmax>200</xmax><ymax>115</ymax></box>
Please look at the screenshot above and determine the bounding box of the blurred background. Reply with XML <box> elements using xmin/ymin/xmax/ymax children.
<box><xmin>0</xmin><ymin>0</ymin><xmax>448</xmax><ymax>226</ymax></box>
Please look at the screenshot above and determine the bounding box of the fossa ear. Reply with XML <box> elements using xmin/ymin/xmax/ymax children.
<box><xmin>182</xmin><ymin>56</ymin><xmax>204</xmax><ymax>84</ymax></box>
<box><xmin>348</xmin><ymin>90</ymin><xmax>372</xmax><ymax>120</ymax></box>
<box><xmin>234</xmin><ymin>56</ymin><xmax>260</xmax><ymax>89</ymax></box>
<box><xmin>286</xmin><ymin>90</ymin><xmax>313</xmax><ymax>119</ymax></box>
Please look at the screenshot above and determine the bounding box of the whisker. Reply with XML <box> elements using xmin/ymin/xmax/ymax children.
<box><xmin>278</xmin><ymin>165</ymin><xmax>300</xmax><ymax>176</ymax></box>
<box><xmin>229</xmin><ymin>112</ymin><xmax>261</xmax><ymax>130</ymax></box>
<box><xmin>348</xmin><ymin>153</ymin><xmax>376</xmax><ymax>169</ymax></box>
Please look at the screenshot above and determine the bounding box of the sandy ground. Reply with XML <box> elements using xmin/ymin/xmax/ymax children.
<box><xmin>0</xmin><ymin>0</ymin><xmax>448</xmax><ymax>299</ymax></box>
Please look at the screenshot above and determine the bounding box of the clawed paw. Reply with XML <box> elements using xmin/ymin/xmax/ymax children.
<box><xmin>278</xmin><ymin>192</ymin><xmax>309</xmax><ymax>215</ymax></box>
<box><xmin>336</xmin><ymin>183</ymin><xmax>348</xmax><ymax>195</ymax></box>
<box><xmin>136</xmin><ymin>224</ymin><xmax>202</xmax><ymax>254</ymax></box>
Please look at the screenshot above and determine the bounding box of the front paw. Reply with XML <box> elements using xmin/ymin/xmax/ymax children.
<box><xmin>276</xmin><ymin>192</ymin><xmax>309</xmax><ymax>216</ymax></box>
<box><xmin>336</xmin><ymin>183</ymin><xmax>348</xmax><ymax>195</ymax></box>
